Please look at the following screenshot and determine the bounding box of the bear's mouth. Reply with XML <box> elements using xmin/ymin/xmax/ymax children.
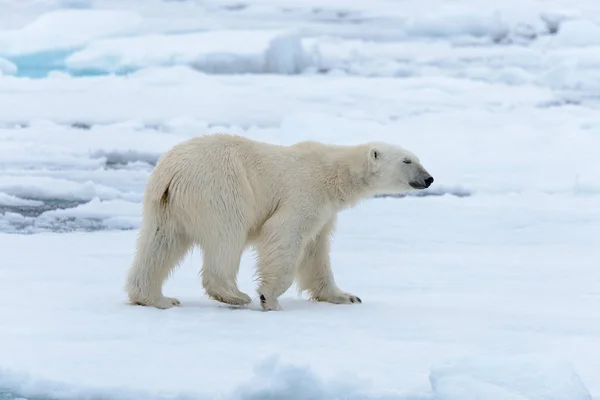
<box><xmin>409</xmin><ymin>181</ymin><xmax>427</xmax><ymax>189</ymax></box>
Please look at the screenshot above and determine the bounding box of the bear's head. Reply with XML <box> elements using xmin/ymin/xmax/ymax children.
<box><xmin>367</xmin><ymin>142</ymin><xmax>434</xmax><ymax>195</ymax></box>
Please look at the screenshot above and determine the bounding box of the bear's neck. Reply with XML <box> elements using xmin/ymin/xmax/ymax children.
<box><xmin>328</xmin><ymin>149</ymin><xmax>373</xmax><ymax>209</ymax></box>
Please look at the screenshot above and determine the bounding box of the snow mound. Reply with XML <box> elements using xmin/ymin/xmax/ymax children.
<box><xmin>39</xmin><ymin>197</ymin><xmax>140</xmax><ymax>229</ymax></box>
<box><xmin>65</xmin><ymin>30</ymin><xmax>309</xmax><ymax>75</ymax></box>
<box><xmin>0</xmin><ymin>198</ymin><xmax>141</xmax><ymax>233</ymax></box>
<box><xmin>402</xmin><ymin>9</ymin><xmax>565</xmax><ymax>44</ymax></box>
<box><xmin>230</xmin><ymin>358</ymin><xmax>380</xmax><ymax>400</ymax></box>
<box><xmin>430</xmin><ymin>356</ymin><xmax>592</xmax><ymax>400</ymax></box>
<box><xmin>546</xmin><ymin>19</ymin><xmax>600</xmax><ymax>47</ymax></box>
<box><xmin>404</xmin><ymin>11</ymin><xmax>510</xmax><ymax>41</ymax></box>
<box><xmin>0</xmin><ymin>176</ymin><xmax>130</xmax><ymax>203</ymax></box>
<box><xmin>0</xmin><ymin>9</ymin><xmax>142</xmax><ymax>56</ymax></box>
<box><xmin>0</xmin><ymin>193</ymin><xmax>43</xmax><ymax>207</ymax></box>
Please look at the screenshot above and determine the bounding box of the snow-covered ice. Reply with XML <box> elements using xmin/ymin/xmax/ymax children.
<box><xmin>0</xmin><ymin>0</ymin><xmax>599</xmax><ymax>399</ymax></box>
<box><xmin>1</xmin><ymin>195</ymin><xmax>599</xmax><ymax>400</ymax></box>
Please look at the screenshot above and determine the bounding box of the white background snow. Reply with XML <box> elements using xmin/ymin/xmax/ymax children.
<box><xmin>0</xmin><ymin>0</ymin><xmax>599</xmax><ymax>399</ymax></box>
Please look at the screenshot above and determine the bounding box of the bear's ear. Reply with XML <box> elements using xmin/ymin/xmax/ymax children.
<box><xmin>370</xmin><ymin>148</ymin><xmax>381</xmax><ymax>160</ymax></box>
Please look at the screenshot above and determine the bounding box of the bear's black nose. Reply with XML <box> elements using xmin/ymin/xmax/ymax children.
<box><xmin>424</xmin><ymin>176</ymin><xmax>434</xmax><ymax>187</ymax></box>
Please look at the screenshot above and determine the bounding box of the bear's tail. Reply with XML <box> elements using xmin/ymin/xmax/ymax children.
<box><xmin>158</xmin><ymin>177</ymin><xmax>172</xmax><ymax>208</ymax></box>
<box><xmin>143</xmin><ymin>168</ymin><xmax>176</xmax><ymax>215</ymax></box>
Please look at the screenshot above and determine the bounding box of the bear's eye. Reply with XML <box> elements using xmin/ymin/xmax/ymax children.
<box><xmin>403</xmin><ymin>159</ymin><xmax>412</xmax><ymax>164</ymax></box>
<box><xmin>372</xmin><ymin>150</ymin><xmax>380</xmax><ymax>160</ymax></box>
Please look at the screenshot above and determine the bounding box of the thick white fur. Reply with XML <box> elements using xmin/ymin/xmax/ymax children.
<box><xmin>125</xmin><ymin>133</ymin><xmax>433</xmax><ymax>311</ymax></box>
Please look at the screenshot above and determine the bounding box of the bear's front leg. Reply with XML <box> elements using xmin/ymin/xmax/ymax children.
<box><xmin>255</xmin><ymin>211</ymin><xmax>310</xmax><ymax>311</ymax></box>
<box><xmin>296</xmin><ymin>218</ymin><xmax>362</xmax><ymax>305</ymax></box>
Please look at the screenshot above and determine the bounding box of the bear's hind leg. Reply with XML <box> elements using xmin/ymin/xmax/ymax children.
<box><xmin>200</xmin><ymin>237</ymin><xmax>251</xmax><ymax>307</ymax></box>
<box><xmin>126</xmin><ymin>222</ymin><xmax>192</xmax><ymax>309</ymax></box>
<box><xmin>297</xmin><ymin>219</ymin><xmax>362</xmax><ymax>305</ymax></box>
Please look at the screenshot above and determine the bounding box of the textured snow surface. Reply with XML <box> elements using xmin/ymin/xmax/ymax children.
<box><xmin>0</xmin><ymin>0</ymin><xmax>599</xmax><ymax>399</ymax></box>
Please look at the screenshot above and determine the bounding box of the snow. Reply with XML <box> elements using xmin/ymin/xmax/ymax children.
<box><xmin>0</xmin><ymin>193</ymin><xmax>43</xmax><ymax>207</ymax></box>
<box><xmin>0</xmin><ymin>0</ymin><xmax>594</xmax><ymax>77</ymax></box>
<box><xmin>548</xmin><ymin>19</ymin><xmax>600</xmax><ymax>47</ymax></box>
<box><xmin>0</xmin><ymin>0</ymin><xmax>600</xmax><ymax>399</ymax></box>
<box><xmin>0</xmin><ymin>9</ymin><xmax>142</xmax><ymax>56</ymax></box>
<box><xmin>1</xmin><ymin>196</ymin><xmax>600</xmax><ymax>399</ymax></box>
<box><xmin>430</xmin><ymin>356</ymin><xmax>593</xmax><ymax>400</ymax></box>
<box><xmin>65</xmin><ymin>30</ymin><xmax>310</xmax><ymax>75</ymax></box>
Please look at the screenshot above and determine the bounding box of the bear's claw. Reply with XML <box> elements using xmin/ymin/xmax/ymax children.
<box><xmin>167</xmin><ymin>297</ymin><xmax>182</xmax><ymax>306</ymax></box>
<box><xmin>314</xmin><ymin>291</ymin><xmax>362</xmax><ymax>305</ymax></box>
<box><xmin>350</xmin><ymin>296</ymin><xmax>362</xmax><ymax>303</ymax></box>
<box><xmin>259</xmin><ymin>294</ymin><xmax>282</xmax><ymax>311</ymax></box>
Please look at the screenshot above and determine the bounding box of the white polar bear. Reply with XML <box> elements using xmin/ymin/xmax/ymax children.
<box><xmin>125</xmin><ymin>134</ymin><xmax>433</xmax><ymax>311</ymax></box>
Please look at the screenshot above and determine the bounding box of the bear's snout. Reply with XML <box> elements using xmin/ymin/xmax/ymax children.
<box><xmin>409</xmin><ymin>175</ymin><xmax>434</xmax><ymax>190</ymax></box>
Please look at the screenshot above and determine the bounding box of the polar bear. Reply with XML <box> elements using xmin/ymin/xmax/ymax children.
<box><xmin>125</xmin><ymin>134</ymin><xmax>433</xmax><ymax>311</ymax></box>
